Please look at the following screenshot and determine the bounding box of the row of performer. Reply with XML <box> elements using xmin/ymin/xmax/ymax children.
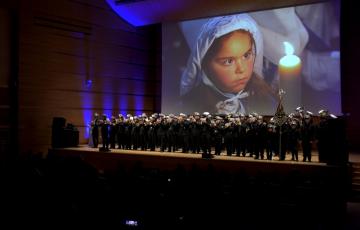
<box><xmin>89</xmin><ymin>109</ymin><xmax>337</xmax><ymax>162</ymax></box>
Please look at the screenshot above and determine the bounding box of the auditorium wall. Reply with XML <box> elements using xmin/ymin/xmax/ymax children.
<box><xmin>0</xmin><ymin>7</ymin><xmax>13</xmax><ymax>160</ymax></box>
<box><xmin>341</xmin><ymin>0</ymin><xmax>360</xmax><ymax>151</ymax></box>
<box><xmin>17</xmin><ymin>0</ymin><xmax>161</xmax><ymax>154</ymax></box>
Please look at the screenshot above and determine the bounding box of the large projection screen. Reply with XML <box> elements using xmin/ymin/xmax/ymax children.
<box><xmin>162</xmin><ymin>2</ymin><xmax>340</xmax><ymax>115</ymax></box>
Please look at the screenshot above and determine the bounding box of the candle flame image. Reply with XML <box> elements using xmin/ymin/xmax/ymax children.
<box><xmin>284</xmin><ymin>41</ymin><xmax>294</xmax><ymax>55</ymax></box>
<box><xmin>279</xmin><ymin>42</ymin><xmax>301</xmax><ymax>68</ymax></box>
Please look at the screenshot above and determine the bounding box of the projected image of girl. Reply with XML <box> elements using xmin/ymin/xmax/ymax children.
<box><xmin>179</xmin><ymin>14</ymin><xmax>278</xmax><ymax>115</ymax></box>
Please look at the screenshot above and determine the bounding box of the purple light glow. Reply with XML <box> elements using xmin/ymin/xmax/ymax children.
<box><xmin>80</xmin><ymin>93</ymin><xmax>93</xmax><ymax>139</ymax></box>
<box><xmin>106</xmin><ymin>0</ymin><xmax>146</xmax><ymax>26</ymax></box>
<box><xmin>103</xmin><ymin>93</ymin><xmax>114</xmax><ymax>118</ymax></box>
<box><xmin>105</xmin><ymin>0</ymin><xmax>186</xmax><ymax>26</ymax></box>
<box><xmin>134</xmin><ymin>83</ymin><xmax>145</xmax><ymax>116</ymax></box>
<box><xmin>119</xmin><ymin>95</ymin><xmax>128</xmax><ymax>116</ymax></box>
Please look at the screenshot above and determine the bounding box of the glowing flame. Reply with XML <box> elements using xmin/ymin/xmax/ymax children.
<box><xmin>279</xmin><ymin>41</ymin><xmax>301</xmax><ymax>68</ymax></box>
<box><xmin>284</xmin><ymin>41</ymin><xmax>294</xmax><ymax>55</ymax></box>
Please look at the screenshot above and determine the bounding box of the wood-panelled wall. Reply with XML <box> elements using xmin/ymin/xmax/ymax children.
<box><xmin>0</xmin><ymin>8</ymin><xmax>12</xmax><ymax>160</ymax></box>
<box><xmin>18</xmin><ymin>0</ymin><xmax>161</xmax><ymax>154</ymax></box>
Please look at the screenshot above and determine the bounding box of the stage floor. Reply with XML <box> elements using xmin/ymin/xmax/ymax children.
<box><xmin>64</xmin><ymin>145</ymin><xmax>321</xmax><ymax>164</ymax></box>
<box><xmin>50</xmin><ymin>145</ymin><xmax>348</xmax><ymax>179</ymax></box>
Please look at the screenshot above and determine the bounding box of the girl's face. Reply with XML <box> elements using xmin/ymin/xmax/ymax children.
<box><xmin>204</xmin><ymin>31</ymin><xmax>255</xmax><ymax>93</ymax></box>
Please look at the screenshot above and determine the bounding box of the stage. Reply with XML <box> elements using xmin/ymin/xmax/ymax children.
<box><xmin>48</xmin><ymin>145</ymin><xmax>337</xmax><ymax>176</ymax></box>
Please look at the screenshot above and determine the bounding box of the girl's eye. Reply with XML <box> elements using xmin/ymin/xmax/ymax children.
<box><xmin>243</xmin><ymin>51</ymin><xmax>253</xmax><ymax>60</ymax></box>
<box><xmin>222</xmin><ymin>58</ymin><xmax>234</xmax><ymax>65</ymax></box>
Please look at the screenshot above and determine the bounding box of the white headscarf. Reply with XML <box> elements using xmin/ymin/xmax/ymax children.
<box><xmin>180</xmin><ymin>14</ymin><xmax>263</xmax><ymax>114</ymax></box>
